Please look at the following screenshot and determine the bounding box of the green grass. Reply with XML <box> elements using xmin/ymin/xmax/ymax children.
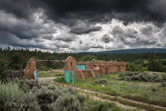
<box><xmin>99</xmin><ymin>95</ymin><xmax>166</xmax><ymax>111</ymax></box>
<box><xmin>87</xmin><ymin>99</ymin><xmax>135</xmax><ymax>111</ymax></box>
<box><xmin>37</xmin><ymin>70</ymin><xmax>64</xmax><ymax>77</ymax></box>
<box><xmin>54</xmin><ymin>73</ymin><xmax>166</xmax><ymax>107</ymax></box>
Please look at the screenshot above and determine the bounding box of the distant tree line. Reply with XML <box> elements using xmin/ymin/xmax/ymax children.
<box><xmin>0</xmin><ymin>48</ymin><xmax>166</xmax><ymax>81</ymax></box>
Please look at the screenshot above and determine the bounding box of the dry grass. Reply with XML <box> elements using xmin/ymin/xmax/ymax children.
<box><xmin>38</xmin><ymin>69</ymin><xmax>64</xmax><ymax>77</ymax></box>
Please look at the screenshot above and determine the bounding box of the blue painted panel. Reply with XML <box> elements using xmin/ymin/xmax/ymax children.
<box><xmin>76</xmin><ymin>65</ymin><xmax>81</xmax><ymax>70</ymax></box>
<box><xmin>76</xmin><ymin>65</ymin><xmax>86</xmax><ymax>70</ymax></box>
<box><xmin>81</xmin><ymin>65</ymin><xmax>86</xmax><ymax>70</ymax></box>
<box><xmin>33</xmin><ymin>70</ymin><xmax>37</xmax><ymax>80</ymax></box>
<box><xmin>64</xmin><ymin>71</ymin><xmax>74</xmax><ymax>83</ymax></box>
<box><xmin>64</xmin><ymin>71</ymin><xmax>70</xmax><ymax>82</ymax></box>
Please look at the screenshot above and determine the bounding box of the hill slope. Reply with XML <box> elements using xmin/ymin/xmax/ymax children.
<box><xmin>82</xmin><ymin>48</ymin><xmax>166</xmax><ymax>54</ymax></box>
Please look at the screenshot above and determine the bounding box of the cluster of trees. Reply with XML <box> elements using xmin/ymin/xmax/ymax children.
<box><xmin>147</xmin><ymin>60</ymin><xmax>166</xmax><ymax>72</ymax></box>
<box><xmin>126</xmin><ymin>63</ymin><xmax>145</xmax><ymax>72</ymax></box>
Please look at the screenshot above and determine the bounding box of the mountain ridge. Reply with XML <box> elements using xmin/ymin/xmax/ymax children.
<box><xmin>80</xmin><ymin>48</ymin><xmax>166</xmax><ymax>54</ymax></box>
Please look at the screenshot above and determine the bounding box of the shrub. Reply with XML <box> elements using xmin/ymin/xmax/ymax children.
<box><xmin>77</xmin><ymin>94</ymin><xmax>86</xmax><ymax>103</ymax></box>
<box><xmin>35</xmin><ymin>85</ymin><xmax>60</xmax><ymax>110</ymax></box>
<box><xmin>90</xmin><ymin>101</ymin><xmax>111</xmax><ymax>111</ymax></box>
<box><xmin>16</xmin><ymin>79</ymin><xmax>59</xmax><ymax>110</ymax></box>
<box><xmin>151</xmin><ymin>87</ymin><xmax>157</xmax><ymax>92</ymax></box>
<box><xmin>51</xmin><ymin>93</ymin><xmax>87</xmax><ymax>111</ymax></box>
<box><xmin>0</xmin><ymin>82</ymin><xmax>25</xmax><ymax>111</ymax></box>
<box><xmin>94</xmin><ymin>79</ymin><xmax>107</xmax><ymax>85</ymax></box>
<box><xmin>162</xmin><ymin>74</ymin><xmax>166</xmax><ymax>81</ymax></box>
<box><xmin>24</xmin><ymin>91</ymin><xmax>41</xmax><ymax>111</ymax></box>
<box><xmin>0</xmin><ymin>82</ymin><xmax>40</xmax><ymax>111</ymax></box>
<box><xmin>17</xmin><ymin>79</ymin><xmax>80</xmax><ymax>111</ymax></box>
<box><xmin>2</xmin><ymin>79</ymin><xmax>90</xmax><ymax>111</ymax></box>
<box><xmin>161</xmin><ymin>82</ymin><xmax>166</xmax><ymax>87</ymax></box>
<box><xmin>118</xmin><ymin>72</ymin><xmax>164</xmax><ymax>82</ymax></box>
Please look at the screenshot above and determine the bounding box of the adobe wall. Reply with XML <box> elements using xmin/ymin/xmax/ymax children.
<box><xmin>64</xmin><ymin>56</ymin><xmax>79</xmax><ymax>79</ymax></box>
<box><xmin>64</xmin><ymin>56</ymin><xmax>126</xmax><ymax>80</ymax></box>
<box><xmin>77</xmin><ymin>69</ymin><xmax>100</xmax><ymax>78</ymax></box>
<box><xmin>23</xmin><ymin>58</ymin><xmax>36</xmax><ymax>79</ymax></box>
<box><xmin>76</xmin><ymin>61</ymin><xmax>126</xmax><ymax>74</ymax></box>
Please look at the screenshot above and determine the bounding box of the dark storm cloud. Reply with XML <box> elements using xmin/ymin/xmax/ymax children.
<box><xmin>70</xmin><ymin>24</ymin><xmax>101</xmax><ymax>35</ymax></box>
<box><xmin>0</xmin><ymin>30</ymin><xmax>48</xmax><ymax>49</ymax></box>
<box><xmin>55</xmin><ymin>34</ymin><xmax>77</xmax><ymax>42</ymax></box>
<box><xmin>42</xmin><ymin>35</ymin><xmax>54</xmax><ymax>40</ymax></box>
<box><xmin>91</xmin><ymin>45</ymin><xmax>104</xmax><ymax>49</ymax></box>
<box><xmin>1</xmin><ymin>0</ymin><xmax>166</xmax><ymax>52</ymax></box>
<box><xmin>1</xmin><ymin>0</ymin><xmax>166</xmax><ymax>24</ymax></box>
<box><xmin>0</xmin><ymin>9</ymin><xmax>57</xmax><ymax>40</ymax></box>
<box><xmin>0</xmin><ymin>30</ymin><xmax>16</xmax><ymax>44</ymax></box>
<box><xmin>102</xmin><ymin>34</ymin><xmax>112</xmax><ymax>43</ymax></box>
<box><xmin>41</xmin><ymin>0</ymin><xmax>162</xmax><ymax>23</ymax></box>
<box><xmin>0</xmin><ymin>0</ymin><xmax>38</xmax><ymax>18</ymax></box>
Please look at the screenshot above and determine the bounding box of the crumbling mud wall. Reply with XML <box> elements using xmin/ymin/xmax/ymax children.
<box><xmin>64</xmin><ymin>56</ymin><xmax>126</xmax><ymax>79</ymax></box>
<box><xmin>22</xmin><ymin>56</ymin><xmax>126</xmax><ymax>80</ymax></box>
<box><xmin>23</xmin><ymin>58</ymin><xmax>36</xmax><ymax>79</ymax></box>
<box><xmin>77</xmin><ymin>61</ymin><xmax>126</xmax><ymax>74</ymax></box>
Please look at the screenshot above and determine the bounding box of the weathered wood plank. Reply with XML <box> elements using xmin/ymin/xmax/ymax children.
<box><xmin>36</xmin><ymin>60</ymin><xmax>65</xmax><ymax>62</ymax></box>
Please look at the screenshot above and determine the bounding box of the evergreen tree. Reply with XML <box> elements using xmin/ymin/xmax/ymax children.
<box><xmin>0</xmin><ymin>59</ymin><xmax>8</xmax><ymax>82</ymax></box>
<box><xmin>147</xmin><ymin>60</ymin><xmax>165</xmax><ymax>72</ymax></box>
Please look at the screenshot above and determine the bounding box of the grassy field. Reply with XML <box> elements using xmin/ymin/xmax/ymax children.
<box><xmin>54</xmin><ymin>73</ymin><xmax>166</xmax><ymax>107</ymax></box>
<box><xmin>37</xmin><ymin>69</ymin><xmax>64</xmax><ymax>77</ymax></box>
<box><xmin>56</xmin><ymin>82</ymin><xmax>139</xmax><ymax>111</ymax></box>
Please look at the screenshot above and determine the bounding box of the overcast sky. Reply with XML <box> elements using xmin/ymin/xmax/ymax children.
<box><xmin>0</xmin><ymin>0</ymin><xmax>166</xmax><ymax>52</ymax></box>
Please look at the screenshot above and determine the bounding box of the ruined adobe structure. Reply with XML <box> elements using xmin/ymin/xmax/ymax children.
<box><xmin>23</xmin><ymin>58</ymin><xmax>36</xmax><ymax>79</ymax></box>
<box><xmin>23</xmin><ymin>56</ymin><xmax>126</xmax><ymax>80</ymax></box>
<box><xmin>64</xmin><ymin>56</ymin><xmax>126</xmax><ymax>79</ymax></box>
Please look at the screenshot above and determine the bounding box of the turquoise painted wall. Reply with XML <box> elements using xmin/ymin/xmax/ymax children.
<box><xmin>33</xmin><ymin>70</ymin><xmax>37</xmax><ymax>80</ymax></box>
<box><xmin>64</xmin><ymin>71</ymin><xmax>74</xmax><ymax>83</ymax></box>
<box><xmin>64</xmin><ymin>71</ymin><xmax>71</xmax><ymax>82</ymax></box>
<box><xmin>76</xmin><ymin>65</ymin><xmax>86</xmax><ymax>70</ymax></box>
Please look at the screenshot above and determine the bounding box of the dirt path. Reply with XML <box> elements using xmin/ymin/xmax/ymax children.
<box><xmin>37</xmin><ymin>77</ymin><xmax>57</xmax><ymax>83</ymax></box>
<box><xmin>38</xmin><ymin>77</ymin><xmax>166</xmax><ymax>111</ymax></box>
<box><xmin>80</xmin><ymin>93</ymin><xmax>143</xmax><ymax>111</ymax></box>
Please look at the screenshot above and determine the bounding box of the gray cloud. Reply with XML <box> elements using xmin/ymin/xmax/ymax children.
<box><xmin>55</xmin><ymin>34</ymin><xmax>77</xmax><ymax>42</ymax></box>
<box><xmin>102</xmin><ymin>34</ymin><xmax>113</xmax><ymax>43</ymax></box>
<box><xmin>140</xmin><ymin>25</ymin><xmax>153</xmax><ymax>36</ymax></box>
<box><xmin>0</xmin><ymin>30</ymin><xmax>49</xmax><ymax>50</ymax></box>
<box><xmin>109</xmin><ymin>23</ymin><xmax>166</xmax><ymax>49</ymax></box>
<box><xmin>79</xmin><ymin>40</ymin><xmax>83</xmax><ymax>44</ymax></box>
<box><xmin>70</xmin><ymin>22</ymin><xmax>101</xmax><ymax>35</ymax></box>
<box><xmin>91</xmin><ymin>45</ymin><xmax>104</xmax><ymax>49</ymax></box>
<box><xmin>0</xmin><ymin>9</ymin><xmax>56</xmax><ymax>40</ymax></box>
<box><xmin>1</xmin><ymin>0</ymin><xmax>166</xmax><ymax>24</ymax></box>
